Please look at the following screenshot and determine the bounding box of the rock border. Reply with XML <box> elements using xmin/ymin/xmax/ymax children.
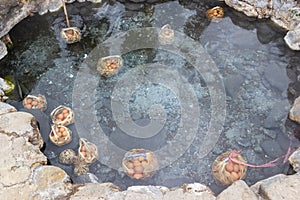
<box><xmin>224</xmin><ymin>0</ymin><xmax>300</xmax><ymax>50</ymax></box>
<box><xmin>1</xmin><ymin>102</ymin><xmax>300</xmax><ymax>199</ymax></box>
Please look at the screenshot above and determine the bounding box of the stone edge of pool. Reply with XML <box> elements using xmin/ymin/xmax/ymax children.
<box><xmin>1</xmin><ymin>101</ymin><xmax>300</xmax><ymax>199</ymax></box>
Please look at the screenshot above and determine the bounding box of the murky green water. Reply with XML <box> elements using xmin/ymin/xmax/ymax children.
<box><xmin>1</xmin><ymin>0</ymin><xmax>300</xmax><ymax>194</ymax></box>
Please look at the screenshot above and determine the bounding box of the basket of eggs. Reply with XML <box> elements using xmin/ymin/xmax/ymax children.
<box><xmin>122</xmin><ymin>148</ymin><xmax>158</xmax><ymax>180</ymax></box>
<box><xmin>158</xmin><ymin>24</ymin><xmax>174</xmax><ymax>45</ymax></box>
<box><xmin>206</xmin><ymin>6</ymin><xmax>224</xmax><ymax>22</ymax></box>
<box><xmin>97</xmin><ymin>55</ymin><xmax>123</xmax><ymax>77</ymax></box>
<box><xmin>23</xmin><ymin>94</ymin><xmax>47</xmax><ymax>111</ymax></box>
<box><xmin>49</xmin><ymin>125</ymin><xmax>72</xmax><ymax>146</ymax></box>
<box><xmin>50</xmin><ymin>105</ymin><xmax>74</xmax><ymax>126</ymax></box>
<box><xmin>212</xmin><ymin>151</ymin><xmax>247</xmax><ymax>186</ymax></box>
<box><xmin>49</xmin><ymin>105</ymin><xmax>74</xmax><ymax>146</ymax></box>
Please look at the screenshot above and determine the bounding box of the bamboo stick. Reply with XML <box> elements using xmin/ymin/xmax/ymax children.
<box><xmin>62</xmin><ymin>0</ymin><xmax>70</xmax><ymax>28</ymax></box>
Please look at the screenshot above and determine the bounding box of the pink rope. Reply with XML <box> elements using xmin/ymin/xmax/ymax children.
<box><xmin>228</xmin><ymin>136</ymin><xmax>293</xmax><ymax>168</ymax></box>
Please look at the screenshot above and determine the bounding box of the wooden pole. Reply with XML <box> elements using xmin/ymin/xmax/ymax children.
<box><xmin>62</xmin><ymin>0</ymin><xmax>70</xmax><ymax>28</ymax></box>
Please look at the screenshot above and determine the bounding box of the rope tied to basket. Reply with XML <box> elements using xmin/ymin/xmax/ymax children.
<box><xmin>229</xmin><ymin>135</ymin><xmax>293</xmax><ymax>168</ymax></box>
<box><xmin>124</xmin><ymin>153</ymin><xmax>147</xmax><ymax>159</ymax></box>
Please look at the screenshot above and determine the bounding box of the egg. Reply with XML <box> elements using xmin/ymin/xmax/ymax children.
<box><xmin>63</xmin><ymin>112</ymin><xmax>69</xmax><ymax>118</ymax></box>
<box><xmin>133</xmin><ymin>173</ymin><xmax>143</xmax><ymax>179</ymax></box>
<box><xmin>231</xmin><ymin>172</ymin><xmax>239</xmax><ymax>181</ymax></box>
<box><xmin>63</xmin><ymin>109</ymin><xmax>69</xmax><ymax>114</ymax></box>
<box><xmin>225</xmin><ymin>162</ymin><xmax>233</xmax><ymax>172</ymax></box>
<box><xmin>134</xmin><ymin>166</ymin><xmax>144</xmax><ymax>174</ymax></box>
<box><xmin>133</xmin><ymin>160</ymin><xmax>141</xmax><ymax>167</ymax></box>
<box><xmin>81</xmin><ymin>145</ymin><xmax>87</xmax><ymax>152</ymax></box>
<box><xmin>57</xmin><ymin>113</ymin><xmax>64</xmax><ymax>120</ymax></box>
<box><xmin>233</xmin><ymin>164</ymin><xmax>240</xmax><ymax>173</ymax></box>
<box><xmin>62</xmin><ymin>130</ymin><xmax>68</xmax><ymax>137</ymax></box>
<box><xmin>31</xmin><ymin>100</ymin><xmax>38</xmax><ymax>106</ymax></box>
<box><xmin>138</xmin><ymin>156</ymin><xmax>145</xmax><ymax>162</ymax></box>
<box><xmin>127</xmin><ymin>169</ymin><xmax>134</xmax><ymax>175</ymax></box>
<box><xmin>37</xmin><ymin>104</ymin><xmax>44</xmax><ymax>109</ymax></box>
<box><xmin>26</xmin><ymin>98</ymin><xmax>32</xmax><ymax>104</ymax></box>
<box><xmin>59</xmin><ymin>127</ymin><xmax>65</xmax><ymax>132</ymax></box>
<box><xmin>127</xmin><ymin>162</ymin><xmax>134</xmax><ymax>169</ymax></box>
<box><xmin>56</xmin><ymin>131</ymin><xmax>63</xmax><ymax>137</ymax></box>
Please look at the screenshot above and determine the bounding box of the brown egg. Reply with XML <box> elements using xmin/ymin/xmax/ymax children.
<box><xmin>63</xmin><ymin>112</ymin><xmax>69</xmax><ymax>118</ymax></box>
<box><xmin>26</xmin><ymin>98</ymin><xmax>32</xmax><ymax>104</ymax></box>
<box><xmin>31</xmin><ymin>100</ymin><xmax>38</xmax><ymax>106</ymax></box>
<box><xmin>127</xmin><ymin>162</ymin><xmax>134</xmax><ymax>169</ymax></box>
<box><xmin>133</xmin><ymin>160</ymin><xmax>141</xmax><ymax>167</ymax></box>
<box><xmin>37</xmin><ymin>104</ymin><xmax>44</xmax><ymax>109</ymax></box>
<box><xmin>58</xmin><ymin>137</ymin><xmax>65</xmax><ymax>143</ymax></box>
<box><xmin>25</xmin><ymin>104</ymin><xmax>32</xmax><ymax>109</ymax></box>
<box><xmin>141</xmin><ymin>160</ymin><xmax>148</xmax><ymax>167</ymax></box>
<box><xmin>225</xmin><ymin>162</ymin><xmax>233</xmax><ymax>172</ymax></box>
<box><xmin>62</xmin><ymin>109</ymin><xmax>69</xmax><ymax>114</ymax></box>
<box><xmin>127</xmin><ymin>169</ymin><xmax>134</xmax><ymax>175</ymax></box>
<box><xmin>134</xmin><ymin>166</ymin><xmax>144</xmax><ymax>174</ymax></box>
<box><xmin>233</xmin><ymin>164</ymin><xmax>240</xmax><ymax>173</ymax></box>
<box><xmin>62</xmin><ymin>130</ymin><xmax>68</xmax><ymax>137</ymax></box>
<box><xmin>133</xmin><ymin>173</ymin><xmax>143</xmax><ymax>179</ymax></box>
<box><xmin>57</xmin><ymin>113</ymin><xmax>64</xmax><ymax>120</ymax></box>
<box><xmin>231</xmin><ymin>172</ymin><xmax>239</xmax><ymax>181</ymax></box>
<box><xmin>57</xmin><ymin>131</ymin><xmax>63</xmax><ymax>138</ymax></box>
<box><xmin>81</xmin><ymin>145</ymin><xmax>87</xmax><ymax>152</ymax></box>
<box><xmin>138</xmin><ymin>156</ymin><xmax>145</xmax><ymax>162</ymax></box>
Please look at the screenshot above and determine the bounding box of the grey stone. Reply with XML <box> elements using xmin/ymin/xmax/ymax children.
<box><xmin>70</xmin><ymin>183</ymin><xmax>123</xmax><ymax>200</ymax></box>
<box><xmin>164</xmin><ymin>183</ymin><xmax>216</xmax><ymax>200</ymax></box>
<box><xmin>124</xmin><ymin>186</ymin><xmax>166</xmax><ymax>200</ymax></box>
<box><xmin>217</xmin><ymin>180</ymin><xmax>258</xmax><ymax>200</ymax></box>
<box><xmin>224</xmin><ymin>0</ymin><xmax>300</xmax><ymax>50</ymax></box>
<box><xmin>0</xmin><ymin>40</ymin><xmax>7</xmax><ymax>60</ymax></box>
<box><xmin>0</xmin><ymin>111</ymin><xmax>44</xmax><ymax>148</ymax></box>
<box><xmin>0</xmin><ymin>134</ymin><xmax>46</xmax><ymax>187</ymax></box>
<box><xmin>284</xmin><ymin>28</ymin><xmax>300</xmax><ymax>51</ymax></box>
<box><xmin>289</xmin><ymin>96</ymin><xmax>300</xmax><ymax>124</ymax></box>
<box><xmin>31</xmin><ymin>166</ymin><xmax>73</xmax><ymax>200</ymax></box>
<box><xmin>251</xmin><ymin>174</ymin><xmax>300</xmax><ymax>200</ymax></box>
<box><xmin>0</xmin><ymin>102</ymin><xmax>17</xmax><ymax>115</ymax></box>
<box><xmin>289</xmin><ymin>147</ymin><xmax>300</xmax><ymax>172</ymax></box>
<box><xmin>0</xmin><ymin>133</ymin><xmax>47</xmax><ymax>199</ymax></box>
<box><xmin>0</xmin><ymin>77</ymin><xmax>10</xmax><ymax>92</ymax></box>
<box><xmin>225</xmin><ymin>0</ymin><xmax>258</xmax><ymax>17</ymax></box>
